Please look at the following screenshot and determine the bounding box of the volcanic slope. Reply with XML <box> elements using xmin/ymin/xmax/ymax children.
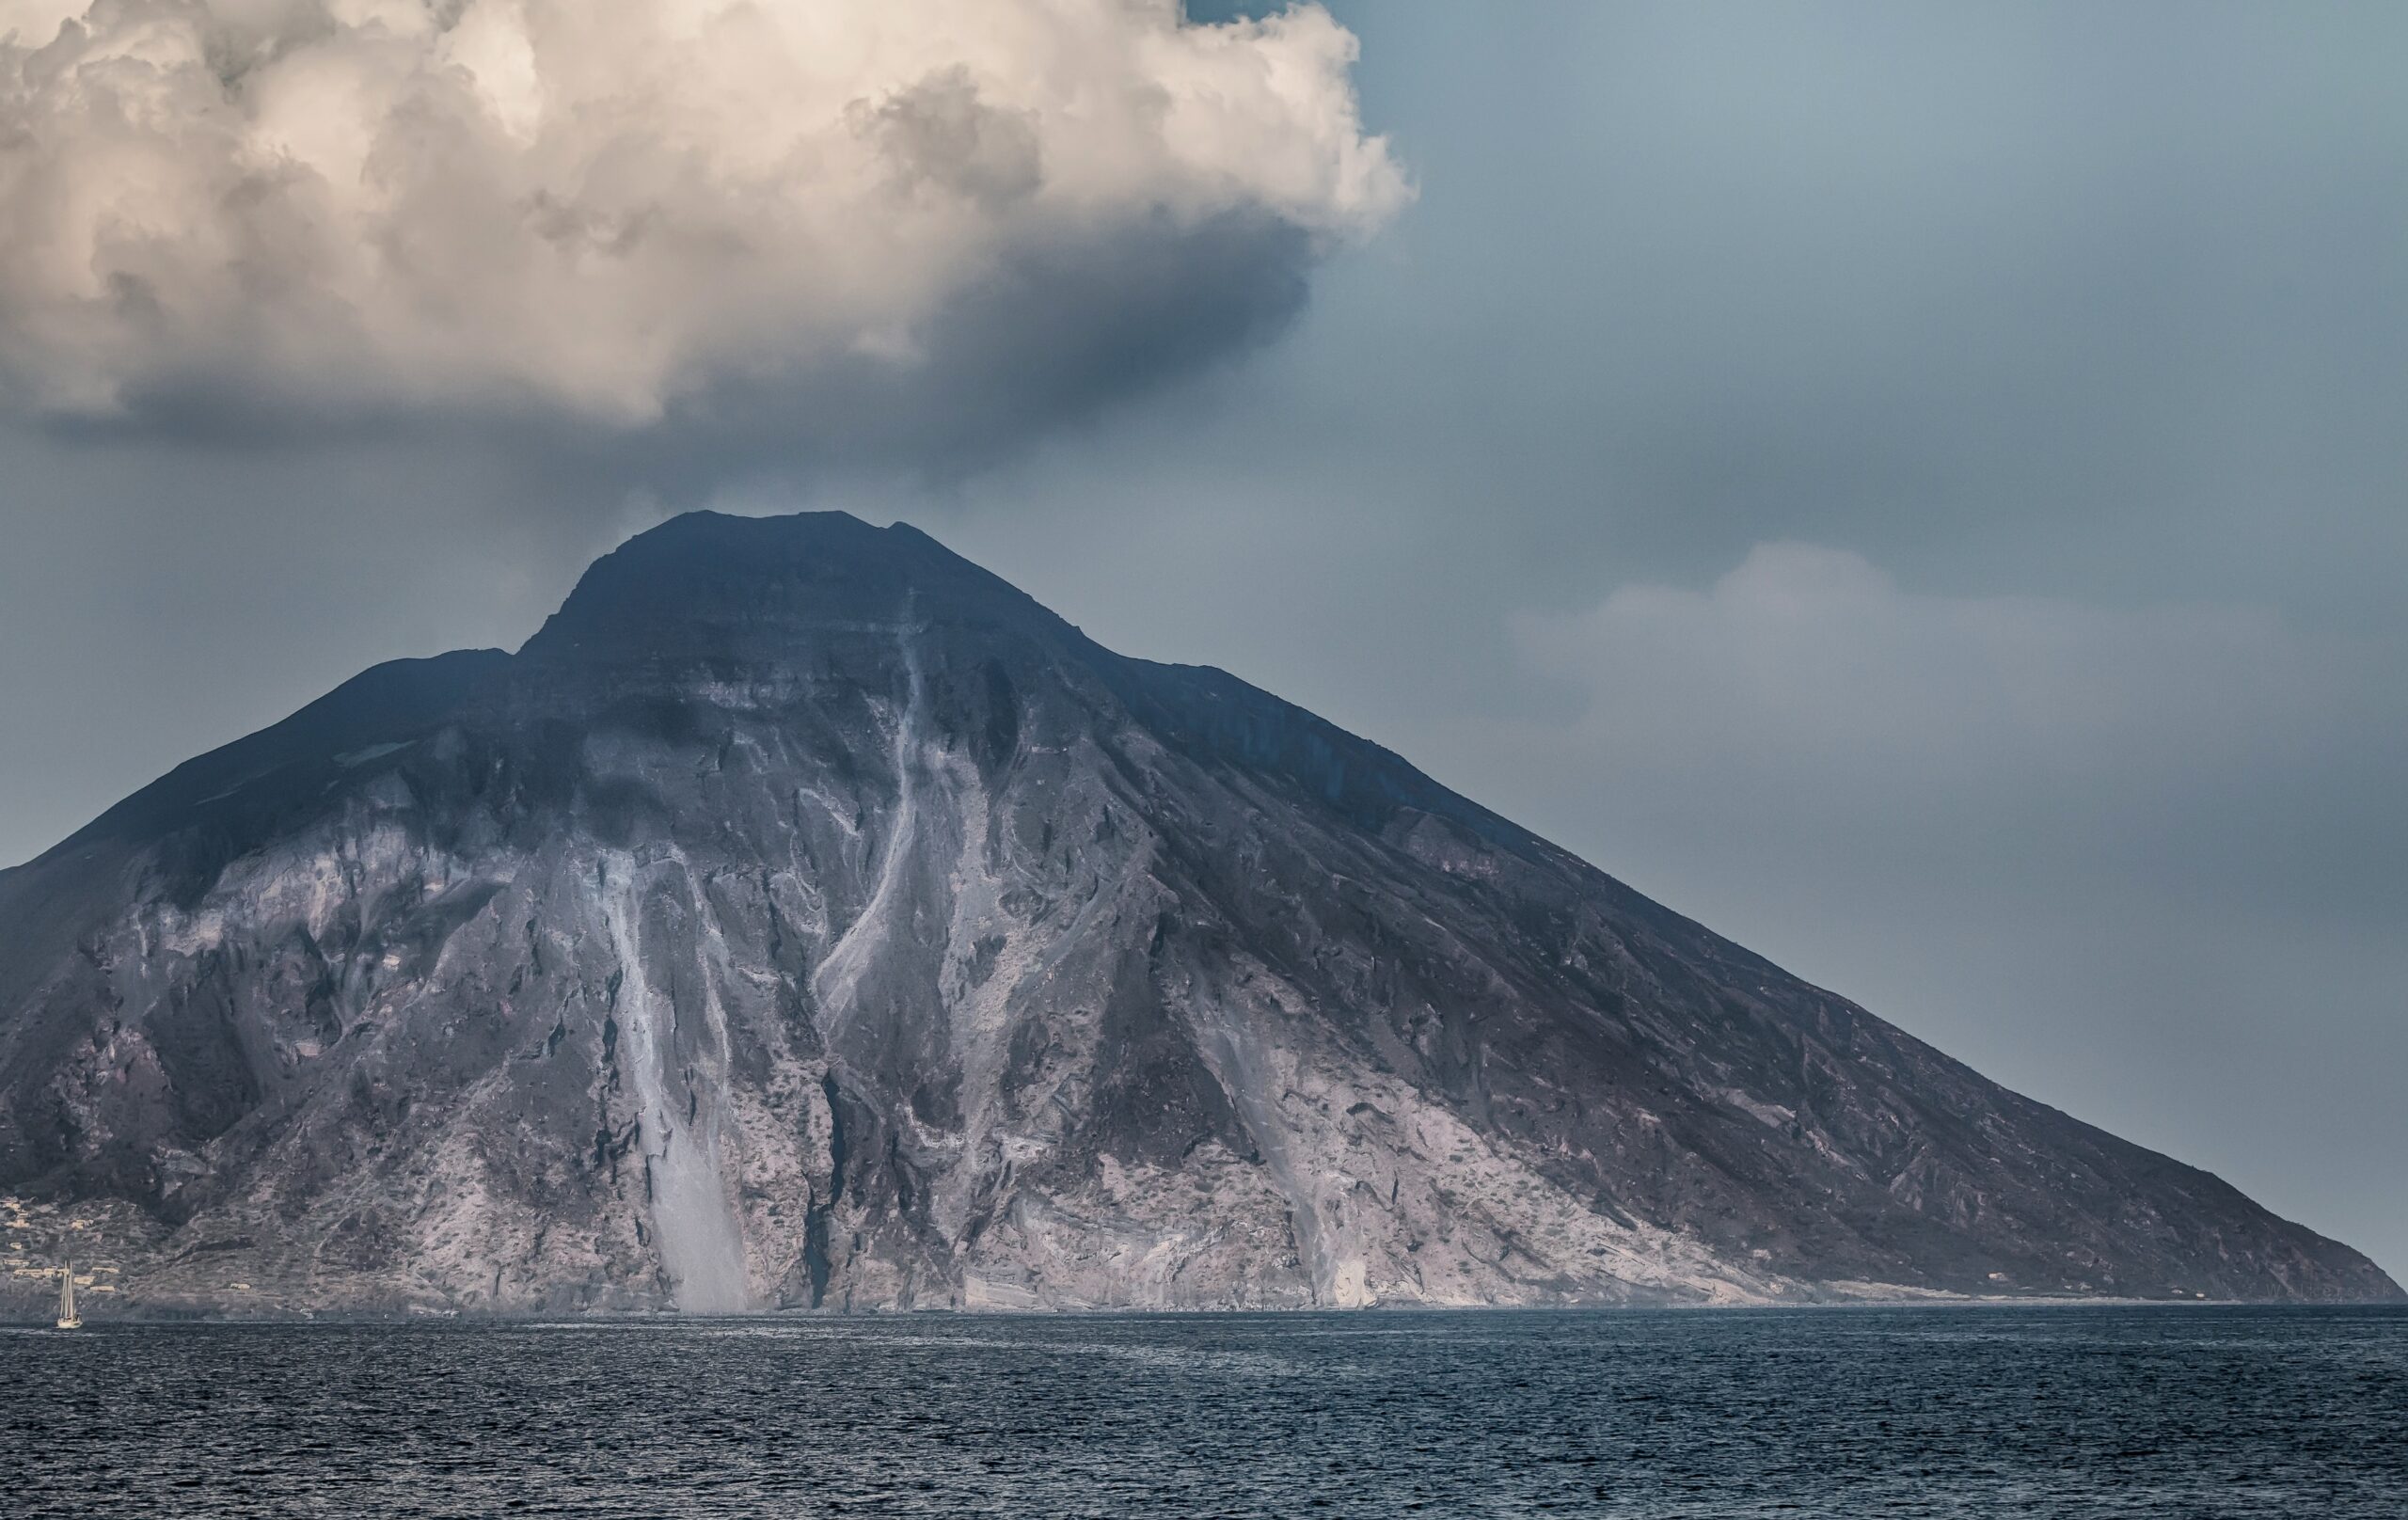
<box><xmin>0</xmin><ymin>512</ymin><xmax>2395</xmax><ymax>1312</ymax></box>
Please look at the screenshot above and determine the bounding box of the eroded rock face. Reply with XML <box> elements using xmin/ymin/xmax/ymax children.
<box><xmin>0</xmin><ymin>513</ymin><xmax>2396</xmax><ymax>1314</ymax></box>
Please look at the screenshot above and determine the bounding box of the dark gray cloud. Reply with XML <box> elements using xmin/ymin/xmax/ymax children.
<box><xmin>55</xmin><ymin>208</ymin><xmax>1322</xmax><ymax>494</ymax></box>
<box><xmin>565</xmin><ymin>210</ymin><xmax>1323</xmax><ymax>498</ymax></box>
<box><xmin>4</xmin><ymin>1</ymin><xmax>2403</xmax><ymax>1277</ymax></box>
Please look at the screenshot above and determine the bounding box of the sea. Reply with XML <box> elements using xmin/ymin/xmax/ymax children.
<box><xmin>4</xmin><ymin>1305</ymin><xmax>2402</xmax><ymax>1517</ymax></box>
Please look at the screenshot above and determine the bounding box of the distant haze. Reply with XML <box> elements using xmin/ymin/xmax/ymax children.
<box><xmin>3</xmin><ymin>2</ymin><xmax>2403</xmax><ymax>1279</ymax></box>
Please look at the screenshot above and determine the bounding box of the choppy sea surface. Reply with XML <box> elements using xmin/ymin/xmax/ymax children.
<box><xmin>4</xmin><ymin>1306</ymin><xmax>2403</xmax><ymax>1517</ymax></box>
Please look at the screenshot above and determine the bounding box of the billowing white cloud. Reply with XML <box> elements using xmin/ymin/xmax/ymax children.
<box><xmin>0</xmin><ymin>0</ymin><xmax>1406</xmax><ymax>432</ymax></box>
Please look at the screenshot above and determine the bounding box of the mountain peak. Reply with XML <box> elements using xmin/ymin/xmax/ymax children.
<box><xmin>520</xmin><ymin>510</ymin><xmax>1064</xmax><ymax>664</ymax></box>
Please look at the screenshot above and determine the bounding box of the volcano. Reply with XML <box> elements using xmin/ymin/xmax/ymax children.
<box><xmin>0</xmin><ymin>512</ymin><xmax>2394</xmax><ymax>1314</ymax></box>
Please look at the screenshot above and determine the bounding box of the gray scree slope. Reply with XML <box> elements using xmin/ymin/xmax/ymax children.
<box><xmin>0</xmin><ymin>513</ymin><xmax>2395</xmax><ymax>1313</ymax></box>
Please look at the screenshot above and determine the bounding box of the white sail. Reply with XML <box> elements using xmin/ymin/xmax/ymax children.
<box><xmin>55</xmin><ymin>1255</ymin><xmax>79</xmax><ymax>1329</ymax></box>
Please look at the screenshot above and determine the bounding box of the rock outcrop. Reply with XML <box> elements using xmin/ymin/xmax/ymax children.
<box><xmin>1</xmin><ymin>512</ymin><xmax>2396</xmax><ymax>1314</ymax></box>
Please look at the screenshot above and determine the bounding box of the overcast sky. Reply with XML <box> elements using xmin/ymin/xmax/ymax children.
<box><xmin>3</xmin><ymin>2</ymin><xmax>2402</xmax><ymax>1278</ymax></box>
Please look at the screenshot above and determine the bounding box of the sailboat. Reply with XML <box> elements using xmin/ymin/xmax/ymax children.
<box><xmin>55</xmin><ymin>1254</ymin><xmax>80</xmax><ymax>1330</ymax></box>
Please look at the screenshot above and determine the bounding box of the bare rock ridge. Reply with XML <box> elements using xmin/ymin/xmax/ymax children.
<box><xmin>0</xmin><ymin>511</ymin><xmax>2396</xmax><ymax>1314</ymax></box>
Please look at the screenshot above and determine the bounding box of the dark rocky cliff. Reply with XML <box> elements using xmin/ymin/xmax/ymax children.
<box><xmin>1</xmin><ymin>512</ymin><xmax>2396</xmax><ymax>1313</ymax></box>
